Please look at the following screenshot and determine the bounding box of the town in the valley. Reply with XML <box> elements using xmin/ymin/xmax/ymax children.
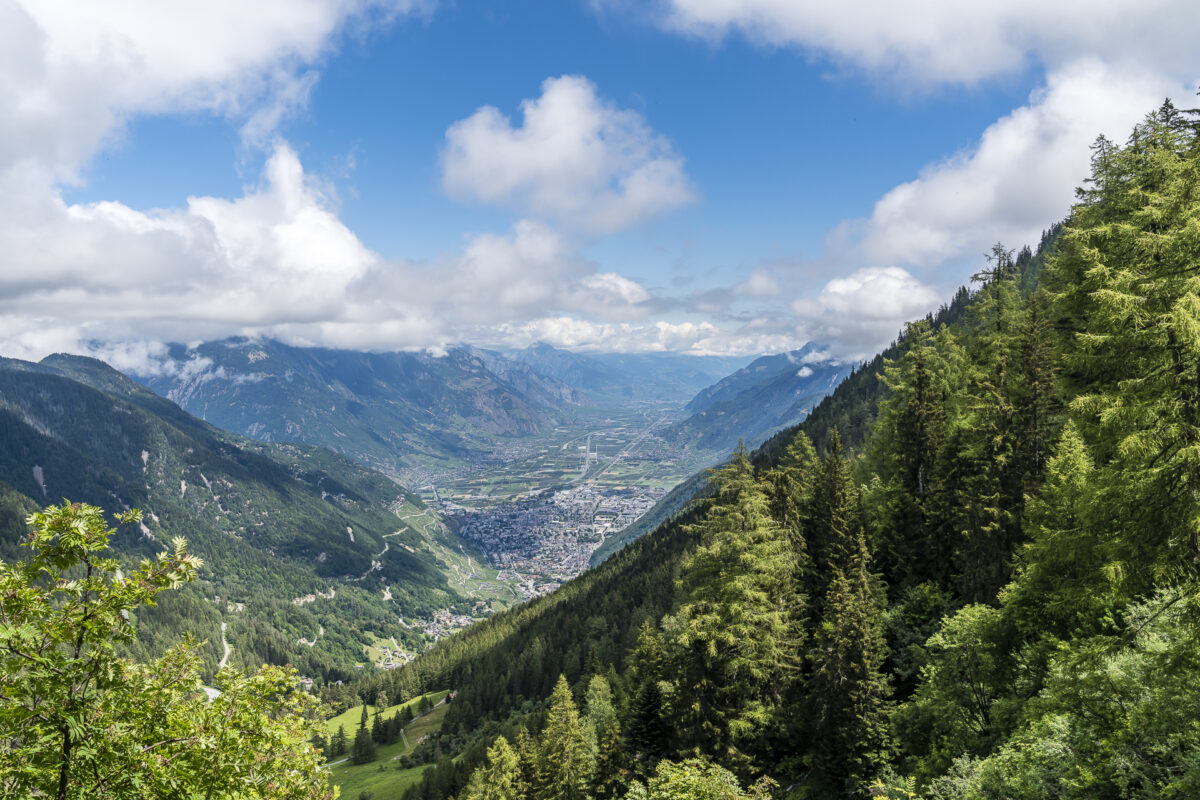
<box><xmin>444</xmin><ymin>483</ymin><xmax>668</xmax><ymax>583</ymax></box>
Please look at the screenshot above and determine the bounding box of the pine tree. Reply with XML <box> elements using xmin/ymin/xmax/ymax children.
<box><xmin>359</xmin><ymin>702</ymin><xmax>369</xmax><ymax>730</ymax></box>
<box><xmin>461</xmin><ymin>736</ymin><xmax>527</xmax><ymax>800</ymax></box>
<box><xmin>371</xmin><ymin>709</ymin><xmax>385</xmax><ymax>743</ymax></box>
<box><xmin>1013</xmin><ymin>291</ymin><xmax>1059</xmax><ymax>487</ymax></box>
<box><xmin>627</xmin><ymin>620</ymin><xmax>666</xmax><ymax>687</ymax></box>
<box><xmin>385</xmin><ymin>712</ymin><xmax>401</xmax><ymax>745</ymax></box>
<box><xmin>536</xmin><ymin>675</ymin><xmax>594</xmax><ymax>800</ymax></box>
<box><xmin>949</xmin><ymin>245</ymin><xmax>1030</xmax><ymax>602</ymax></box>
<box><xmin>583</xmin><ymin>647</ymin><xmax>603</xmax><ymax>682</ymax></box>
<box><xmin>1004</xmin><ymin>421</ymin><xmax>1109</xmax><ymax>639</ymax></box>
<box><xmin>673</xmin><ymin>446</ymin><xmax>803</xmax><ymax>773</ymax></box>
<box><xmin>764</xmin><ymin>431</ymin><xmax>819</xmax><ymax>548</ymax></box>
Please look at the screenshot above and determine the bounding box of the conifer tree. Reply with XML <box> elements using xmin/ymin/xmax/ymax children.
<box><xmin>948</xmin><ymin>245</ymin><xmax>1030</xmax><ymax>602</ymax></box>
<box><xmin>585</xmin><ymin>675</ymin><xmax>625</xmax><ymax>798</ymax></box>
<box><xmin>764</xmin><ymin>431</ymin><xmax>819</xmax><ymax>548</ymax></box>
<box><xmin>628</xmin><ymin>620</ymin><xmax>666</xmax><ymax>687</ymax></box>
<box><xmin>626</xmin><ymin>680</ymin><xmax>667</xmax><ymax>773</ymax></box>
<box><xmin>1046</xmin><ymin>101</ymin><xmax>1200</xmax><ymax>594</ymax></box>
<box><xmin>807</xmin><ymin>453</ymin><xmax>894</xmax><ymax>794</ymax></box>
<box><xmin>351</xmin><ymin>727</ymin><xmax>377</xmax><ymax>764</ymax></box>
<box><xmin>461</xmin><ymin>736</ymin><xmax>527</xmax><ymax>800</ymax></box>
<box><xmin>359</xmin><ymin>702</ymin><xmax>369</xmax><ymax>730</ymax></box>
<box><xmin>871</xmin><ymin>321</ymin><xmax>965</xmax><ymax>589</ymax></box>
<box><xmin>1013</xmin><ymin>291</ymin><xmax>1059</xmax><ymax>486</ymax></box>
<box><xmin>673</xmin><ymin>446</ymin><xmax>802</xmax><ymax>773</ymax></box>
<box><xmin>536</xmin><ymin>675</ymin><xmax>595</xmax><ymax>800</ymax></box>
<box><xmin>807</xmin><ymin>430</ymin><xmax>862</xmax><ymax>604</ymax></box>
<box><xmin>1004</xmin><ymin>421</ymin><xmax>1109</xmax><ymax>639</ymax></box>
<box><xmin>332</xmin><ymin>724</ymin><xmax>348</xmax><ymax>758</ymax></box>
<box><xmin>514</xmin><ymin>728</ymin><xmax>539</xmax><ymax>793</ymax></box>
<box><xmin>371</xmin><ymin>709</ymin><xmax>385</xmax><ymax>743</ymax></box>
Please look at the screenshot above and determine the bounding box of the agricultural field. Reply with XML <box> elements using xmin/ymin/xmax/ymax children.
<box><xmin>326</xmin><ymin>691</ymin><xmax>451</xmax><ymax>800</ymax></box>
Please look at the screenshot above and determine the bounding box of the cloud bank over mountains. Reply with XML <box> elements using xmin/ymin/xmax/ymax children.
<box><xmin>2</xmin><ymin>0</ymin><xmax>1199</xmax><ymax>366</ymax></box>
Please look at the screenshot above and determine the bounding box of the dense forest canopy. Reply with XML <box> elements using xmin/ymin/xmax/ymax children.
<box><xmin>336</xmin><ymin>101</ymin><xmax>1200</xmax><ymax>799</ymax></box>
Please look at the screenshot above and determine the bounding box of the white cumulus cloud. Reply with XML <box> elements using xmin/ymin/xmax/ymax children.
<box><xmin>2</xmin><ymin>0</ymin><xmax>424</xmax><ymax>183</ymax></box>
<box><xmin>657</xmin><ymin>0</ymin><xmax>1200</xmax><ymax>88</ymax></box>
<box><xmin>791</xmin><ymin>266</ymin><xmax>939</xmax><ymax>359</ymax></box>
<box><xmin>0</xmin><ymin>143</ymin><xmax>670</xmax><ymax>360</ymax></box>
<box><xmin>856</xmin><ymin>60</ymin><xmax>1183</xmax><ymax>269</ymax></box>
<box><xmin>442</xmin><ymin>75</ymin><xmax>695</xmax><ymax>233</ymax></box>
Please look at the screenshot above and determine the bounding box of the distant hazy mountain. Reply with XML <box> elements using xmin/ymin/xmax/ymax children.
<box><xmin>462</xmin><ymin>345</ymin><xmax>584</xmax><ymax>408</ymax></box>
<box><xmin>135</xmin><ymin>338</ymin><xmax>569</xmax><ymax>472</ymax></box>
<box><xmin>670</xmin><ymin>345</ymin><xmax>851</xmax><ymax>453</ymax></box>
<box><xmin>0</xmin><ymin>354</ymin><xmax>465</xmax><ymax>680</ymax></box>
<box><xmin>507</xmin><ymin>342</ymin><xmax>750</xmax><ymax>404</ymax></box>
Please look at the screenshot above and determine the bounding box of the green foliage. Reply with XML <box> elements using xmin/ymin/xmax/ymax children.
<box><xmin>352</xmin><ymin>726</ymin><xmax>378</xmax><ymax>764</ymax></box>
<box><xmin>672</xmin><ymin>447</ymin><xmax>803</xmax><ymax>771</ymax></box>
<box><xmin>461</xmin><ymin>736</ymin><xmax>528</xmax><ymax>800</ymax></box>
<box><xmin>622</xmin><ymin>758</ymin><xmax>775</xmax><ymax>800</ymax></box>
<box><xmin>0</xmin><ymin>501</ymin><xmax>332</xmax><ymax>799</ymax></box>
<box><xmin>898</xmin><ymin>604</ymin><xmax>1010</xmax><ymax>779</ymax></box>
<box><xmin>956</xmin><ymin>591</ymin><xmax>1200</xmax><ymax>799</ymax></box>
<box><xmin>585</xmin><ymin>675</ymin><xmax>624</xmax><ymax>798</ymax></box>
<box><xmin>378</xmin><ymin>101</ymin><xmax>1200</xmax><ymax>800</ymax></box>
<box><xmin>806</xmin><ymin>450</ymin><xmax>895</xmax><ymax>793</ymax></box>
<box><xmin>536</xmin><ymin>675</ymin><xmax>595</xmax><ymax>800</ymax></box>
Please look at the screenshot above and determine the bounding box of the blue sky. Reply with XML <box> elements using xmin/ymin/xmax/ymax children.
<box><xmin>3</xmin><ymin>0</ymin><xmax>1199</xmax><ymax>370</ymax></box>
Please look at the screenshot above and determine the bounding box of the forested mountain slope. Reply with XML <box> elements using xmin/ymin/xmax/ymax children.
<box><xmin>683</xmin><ymin>343</ymin><xmax>839</xmax><ymax>415</ymax></box>
<box><xmin>0</xmin><ymin>354</ymin><xmax>467</xmax><ymax>681</ymax></box>
<box><xmin>668</xmin><ymin>351</ymin><xmax>850</xmax><ymax>454</ymax></box>
<box><xmin>136</xmin><ymin>338</ymin><xmax>571</xmax><ymax>472</ymax></box>
<box><xmin>340</xmin><ymin>104</ymin><xmax>1200</xmax><ymax>800</ymax></box>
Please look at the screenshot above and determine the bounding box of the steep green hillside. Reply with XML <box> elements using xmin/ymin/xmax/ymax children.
<box><xmin>342</xmin><ymin>105</ymin><xmax>1200</xmax><ymax>800</ymax></box>
<box><xmin>0</xmin><ymin>355</ymin><xmax>472</xmax><ymax>681</ymax></box>
<box><xmin>668</xmin><ymin>353</ymin><xmax>850</xmax><ymax>454</ymax></box>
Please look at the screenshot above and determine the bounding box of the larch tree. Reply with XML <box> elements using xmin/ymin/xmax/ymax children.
<box><xmin>461</xmin><ymin>736</ymin><xmax>528</xmax><ymax>800</ymax></box>
<box><xmin>585</xmin><ymin>675</ymin><xmax>625</xmax><ymax>798</ymax></box>
<box><xmin>672</xmin><ymin>446</ymin><xmax>802</xmax><ymax>774</ymax></box>
<box><xmin>536</xmin><ymin>675</ymin><xmax>595</xmax><ymax>800</ymax></box>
